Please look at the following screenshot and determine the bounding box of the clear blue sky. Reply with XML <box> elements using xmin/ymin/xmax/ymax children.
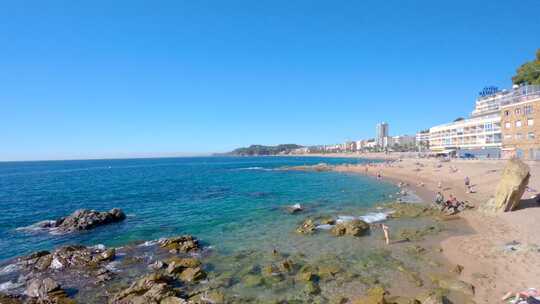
<box><xmin>1</xmin><ymin>0</ymin><xmax>539</xmax><ymax>160</ymax></box>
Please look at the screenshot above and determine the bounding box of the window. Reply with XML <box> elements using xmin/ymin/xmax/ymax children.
<box><xmin>504</xmin><ymin>110</ymin><xmax>510</xmax><ymax>116</ymax></box>
<box><xmin>528</xmin><ymin>119</ymin><xmax>534</xmax><ymax>126</ymax></box>
<box><xmin>525</xmin><ymin>105</ymin><xmax>533</xmax><ymax>115</ymax></box>
<box><xmin>528</xmin><ymin>132</ymin><xmax>535</xmax><ymax>140</ymax></box>
<box><xmin>484</xmin><ymin>123</ymin><xmax>493</xmax><ymax>131</ymax></box>
<box><xmin>515</xmin><ymin>108</ymin><xmax>521</xmax><ymax>115</ymax></box>
<box><xmin>505</xmin><ymin>122</ymin><xmax>511</xmax><ymax>129</ymax></box>
<box><xmin>504</xmin><ymin>134</ymin><xmax>512</xmax><ymax>140</ymax></box>
<box><xmin>516</xmin><ymin>120</ymin><xmax>522</xmax><ymax>128</ymax></box>
<box><xmin>516</xmin><ymin>133</ymin><xmax>523</xmax><ymax>140</ymax></box>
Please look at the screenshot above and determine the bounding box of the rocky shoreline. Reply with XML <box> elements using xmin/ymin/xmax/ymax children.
<box><xmin>0</xmin><ymin>200</ymin><xmax>479</xmax><ymax>304</ymax></box>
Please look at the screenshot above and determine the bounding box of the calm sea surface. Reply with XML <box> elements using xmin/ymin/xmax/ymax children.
<box><xmin>0</xmin><ymin>156</ymin><xmax>397</xmax><ymax>261</ymax></box>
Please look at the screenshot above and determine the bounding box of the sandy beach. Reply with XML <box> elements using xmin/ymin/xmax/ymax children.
<box><xmin>307</xmin><ymin>153</ymin><xmax>540</xmax><ymax>303</ymax></box>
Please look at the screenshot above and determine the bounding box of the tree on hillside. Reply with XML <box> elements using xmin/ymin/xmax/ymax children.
<box><xmin>512</xmin><ymin>49</ymin><xmax>540</xmax><ymax>85</ymax></box>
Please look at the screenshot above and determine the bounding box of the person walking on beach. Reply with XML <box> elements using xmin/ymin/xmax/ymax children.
<box><xmin>464</xmin><ymin>176</ymin><xmax>471</xmax><ymax>193</ymax></box>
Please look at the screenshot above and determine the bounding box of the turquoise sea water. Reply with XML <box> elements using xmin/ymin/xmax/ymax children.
<box><xmin>0</xmin><ymin>156</ymin><xmax>397</xmax><ymax>262</ymax></box>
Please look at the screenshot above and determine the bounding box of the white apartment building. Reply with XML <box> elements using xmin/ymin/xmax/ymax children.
<box><xmin>389</xmin><ymin>135</ymin><xmax>416</xmax><ymax>146</ymax></box>
<box><xmin>429</xmin><ymin>114</ymin><xmax>502</xmax><ymax>153</ymax></box>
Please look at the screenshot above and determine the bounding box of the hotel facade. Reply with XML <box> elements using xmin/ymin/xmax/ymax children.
<box><xmin>500</xmin><ymin>85</ymin><xmax>540</xmax><ymax>159</ymax></box>
<box><xmin>428</xmin><ymin>84</ymin><xmax>540</xmax><ymax>159</ymax></box>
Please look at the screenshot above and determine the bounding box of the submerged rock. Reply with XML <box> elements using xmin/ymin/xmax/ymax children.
<box><xmin>352</xmin><ymin>286</ymin><xmax>386</xmax><ymax>304</ymax></box>
<box><xmin>482</xmin><ymin>158</ymin><xmax>530</xmax><ymax>213</ymax></box>
<box><xmin>430</xmin><ymin>275</ymin><xmax>474</xmax><ymax>296</ymax></box>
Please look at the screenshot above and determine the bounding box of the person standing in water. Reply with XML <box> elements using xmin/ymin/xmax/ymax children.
<box><xmin>381</xmin><ymin>224</ymin><xmax>390</xmax><ymax>245</ymax></box>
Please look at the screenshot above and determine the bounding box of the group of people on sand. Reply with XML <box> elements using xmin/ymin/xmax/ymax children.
<box><xmin>434</xmin><ymin>192</ymin><xmax>472</xmax><ymax>214</ymax></box>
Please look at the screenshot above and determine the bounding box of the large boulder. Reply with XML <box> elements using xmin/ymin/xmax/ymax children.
<box><xmin>331</xmin><ymin>219</ymin><xmax>370</xmax><ymax>237</ymax></box>
<box><xmin>25</xmin><ymin>278</ymin><xmax>72</xmax><ymax>302</ymax></box>
<box><xmin>158</xmin><ymin>235</ymin><xmax>200</xmax><ymax>253</ymax></box>
<box><xmin>31</xmin><ymin>208</ymin><xmax>126</xmax><ymax>234</ymax></box>
<box><xmin>482</xmin><ymin>159</ymin><xmax>530</xmax><ymax>213</ymax></box>
<box><xmin>109</xmin><ymin>273</ymin><xmax>179</xmax><ymax>304</ymax></box>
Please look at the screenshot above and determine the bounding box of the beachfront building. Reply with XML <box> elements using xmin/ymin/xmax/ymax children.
<box><xmin>416</xmin><ymin>131</ymin><xmax>430</xmax><ymax>151</ymax></box>
<box><xmin>429</xmin><ymin>115</ymin><xmax>502</xmax><ymax>157</ymax></box>
<box><xmin>500</xmin><ymin>85</ymin><xmax>540</xmax><ymax>159</ymax></box>
<box><xmin>344</xmin><ymin>141</ymin><xmax>357</xmax><ymax>152</ymax></box>
<box><xmin>376</xmin><ymin>122</ymin><xmax>389</xmax><ymax>147</ymax></box>
<box><xmin>428</xmin><ymin>85</ymin><xmax>540</xmax><ymax>158</ymax></box>
<box><xmin>428</xmin><ymin>86</ymin><xmax>506</xmax><ymax>157</ymax></box>
<box><xmin>389</xmin><ymin>135</ymin><xmax>416</xmax><ymax>146</ymax></box>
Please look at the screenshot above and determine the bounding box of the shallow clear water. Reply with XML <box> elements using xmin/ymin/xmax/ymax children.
<box><xmin>0</xmin><ymin>156</ymin><xmax>397</xmax><ymax>261</ymax></box>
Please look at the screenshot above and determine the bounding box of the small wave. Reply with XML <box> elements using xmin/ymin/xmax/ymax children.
<box><xmin>236</xmin><ymin>167</ymin><xmax>274</xmax><ymax>171</ymax></box>
<box><xmin>0</xmin><ymin>281</ymin><xmax>22</xmax><ymax>292</ymax></box>
<box><xmin>0</xmin><ymin>264</ymin><xmax>19</xmax><ymax>275</ymax></box>
<box><xmin>15</xmin><ymin>220</ymin><xmax>55</xmax><ymax>233</ymax></box>
<box><xmin>316</xmin><ymin>224</ymin><xmax>333</xmax><ymax>230</ymax></box>
<box><xmin>138</xmin><ymin>240</ymin><xmax>158</xmax><ymax>247</ymax></box>
<box><xmin>335</xmin><ymin>212</ymin><xmax>390</xmax><ymax>224</ymax></box>
<box><xmin>359</xmin><ymin>212</ymin><xmax>388</xmax><ymax>223</ymax></box>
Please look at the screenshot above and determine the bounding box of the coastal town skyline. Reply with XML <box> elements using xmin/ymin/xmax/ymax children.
<box><xmin>1</xmin><ymin>1</ymin><xmax>540</xmax><ymax>161</ymax></box>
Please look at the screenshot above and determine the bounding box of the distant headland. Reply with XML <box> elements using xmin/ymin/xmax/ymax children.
<box><xmin>219</xmin><ymin>144</ymin><xmax>304</xmax><ymax>156</ymax></box>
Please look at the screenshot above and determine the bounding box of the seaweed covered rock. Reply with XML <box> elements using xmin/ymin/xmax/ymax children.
<box><xmin>482</xmin><ymin>158</ymin><xmax>530</xmax><ymax>213</ymax></box>
<box><xmin>431</xmin><ymin>275</ymin><xmax>474</xmax><ymax>296</ymax></box>
<box><xmin>0</xmin><ymin>293</ymin><xmax>23</xmax><ymax>304</ymax></box>
<box><xmin>109</xmin><ymin>273</ymin><xmax>180</xmax><ymax>304</ymax></box>
<box><xmin>331</xmin><ymin>219</ymin><xmax>370</xmax><ymax>237</ymax></box>
<box><xmin>19</xmin><ymin>244</ymin><xmax>116</xmax><ymax>275</ymax></box>
<box><xmin>352</xmin><ymin>286</ymin><xmax>387</xmax><ymax>304</ymax></box>
<box><xmin>159</xmin><ymin>235</ymin><xmax>200</xmax><ymax>253</ymax></box>
<box><xmin>296</xmin><ymin>219</ymin><xmax>317</xmax><ymax>234</ymax></box>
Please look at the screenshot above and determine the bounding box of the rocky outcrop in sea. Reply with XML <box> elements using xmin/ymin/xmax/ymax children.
<box><xmin>23</xmin><ymin>208</ymin><xmax>126</xmax><ymax>234</ymax></box>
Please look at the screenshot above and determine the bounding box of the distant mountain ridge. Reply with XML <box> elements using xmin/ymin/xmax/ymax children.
<box><xmin>223</xmin><ymin>144</ymin><xmax>303</xmax><ymax>156</ymax></box>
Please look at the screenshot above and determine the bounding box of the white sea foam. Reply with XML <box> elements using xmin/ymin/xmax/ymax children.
<box><xmin>91</xmin><ymin>244</ymin><xmax>106</xmax><ymax>251</ymax></box>
<box><xmin>0</xmin><ymin>264</ymin><xmax>18</xmax><ymax>275</ymax></box>
<box><xmin>15</xmin><ymin>220</ymin><xmax>55</xmax><ymax>233</ymax></box>
<box><xmin>236</xmin><ymin>167</ymin><xmax>274</xmax><ymax>171</ymax></box>
<box><xmin>316</xmin><ymin>224</ymin><xmax>333</xmax><ymax>230</ymax></box>
<box><xmin>359</xmin><ymin>212</ymin><xmax>388</xmax><ymax>223</ymax></box>
<box><xmin>0</xmin><ymin>281</ymin><xmax>22</xmax><ymax>292</ymax></box>
<box><xmin>334</xmin><ymin>211</ymin><xmax>390</xmax><ymax>225</ymax></box>
<box><xmin>336</xmin><ymin>215</ymin><xmax>356</xmax><ymax>224</ymax></box>
<box><xmin>138</xmin><ymin>240</ymin><xmax>158</xmax><ymax>247</ymax></box>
